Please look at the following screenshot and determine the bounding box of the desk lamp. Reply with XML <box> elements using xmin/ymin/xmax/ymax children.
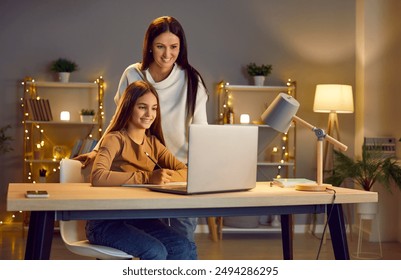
<box><xmin>261</xmin><ymin>92</ymin><xmax>348</xmax><ymax>191</ymax></box>
<box><xmin>313</xmin><ymin>84</ymin><xmax>353</xmax><ymax>170</ymax></box>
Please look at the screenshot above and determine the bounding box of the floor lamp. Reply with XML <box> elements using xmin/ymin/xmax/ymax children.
<box><xmin>261</xmin><ymin>92</ymin><xmax>348</xmax><ymax>191</ymax></box>
<box><xmin>313</xmin><ymin>84</ymin><xmax>354</xmax><ymax>173</ymax></box>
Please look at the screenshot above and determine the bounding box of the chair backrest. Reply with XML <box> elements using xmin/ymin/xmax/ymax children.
<box><xmin>59</xmin><ymin>159</ymin><xmax>88</xmax><ymax>243</ymax></box>
<box><xmin>60</xmin><ymin>159</ymin><xmax>90</xmax><ymax>183</ymax></box>
<box><xmin>58</xmin><ymin>158</ymin><xmax>133</xmax><ymax>259</ymax></box>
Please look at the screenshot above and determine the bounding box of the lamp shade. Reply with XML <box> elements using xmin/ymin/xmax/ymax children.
<box><xmin>313</xmin><ymin>84</ymin><xmax>354</xmax><ymax>113</ymax></box>
<box><xmin>261</xmin><ymin>92</ymin><xmax>300</xmax><ymax>133</ymax></box>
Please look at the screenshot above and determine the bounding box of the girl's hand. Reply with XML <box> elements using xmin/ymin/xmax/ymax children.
<box><xmin>149</xmin><ymin>169</ymin><xmax>174</xmax><ymax>185</ymax></box>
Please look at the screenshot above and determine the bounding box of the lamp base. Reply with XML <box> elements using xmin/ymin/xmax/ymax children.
<box><xmin>295</xmin><ymin>183</ymin><xmax>331</xmax><ymax>192</ymax></box>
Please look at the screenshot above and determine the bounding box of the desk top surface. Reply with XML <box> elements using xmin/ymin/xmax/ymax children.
<box><xmin>7</xmin><ymin>182</ymin><xmax>378</xmax><ymax>211</ymax></box>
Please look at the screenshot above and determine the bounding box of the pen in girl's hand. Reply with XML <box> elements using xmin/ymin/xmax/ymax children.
<box><xmin>145</xmin><ymin>152</ymin><xmax>186</xmax><ymax>180</ymax></box>
<box><xmin>145</xmin><ymin>152</ymin><xmax>162</xmax><ymax>169</ymax></box>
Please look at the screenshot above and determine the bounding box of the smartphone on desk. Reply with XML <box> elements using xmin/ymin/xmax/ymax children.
<box><xmin>25</xmin><ymin>190</ymin><xmax>49</xmax><ymax>198</ymax></box>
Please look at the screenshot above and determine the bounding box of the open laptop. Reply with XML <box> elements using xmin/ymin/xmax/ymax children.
<box><xmin>129</xmin><ymin>124</ymin><xmax>259</xmax><ymax>195</ymax></box>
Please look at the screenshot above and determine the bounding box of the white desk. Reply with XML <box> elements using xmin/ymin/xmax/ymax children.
<box><xmin>7</xmin><ymin>182</ymin><xmax>377</xmax><ymax>260</ymax></box>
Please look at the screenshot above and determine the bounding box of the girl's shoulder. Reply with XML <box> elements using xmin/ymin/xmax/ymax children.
<box><xmin>100</xmin><ymin>131</ymin><xmax>126</xmax><ymax>153</ymax></box>
<box><xmin>103</xmin><ymin>131</ymin><xmax>125</xmax><ymax>142</ymax></box>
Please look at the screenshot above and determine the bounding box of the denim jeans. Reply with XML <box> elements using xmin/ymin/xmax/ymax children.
<box><xmin>86</xmin><ymin>219</ymin><xmax>193</xmax><ymax>260</ymax></box>
<box><xmin>162</xmin><ymin>217</ymin><xmax>198</xmax><ymax>259</ymax></box>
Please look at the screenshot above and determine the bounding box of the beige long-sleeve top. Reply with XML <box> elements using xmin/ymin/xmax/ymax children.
<box><xmin>91</xmin><ymin>130</ymin><xmax>187</xmax><ymax>186</ymax></box>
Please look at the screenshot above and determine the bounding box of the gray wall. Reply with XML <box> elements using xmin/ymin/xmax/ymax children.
<box><xmin>0</xmin><ymin>0</ymin><xmax>356</xmax><ymax>221</ymax></box>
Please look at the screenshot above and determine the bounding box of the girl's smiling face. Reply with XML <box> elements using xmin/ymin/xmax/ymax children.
<box><xmin>129</xmin><ymin>91</ymin><xmax>158</xmax><ymax>130</ymax></box>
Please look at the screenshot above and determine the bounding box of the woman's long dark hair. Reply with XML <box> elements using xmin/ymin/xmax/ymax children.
<box><xmin>109</xmin><ymin>80</ymin><xmax>165</xmax><ymax>145</ymax></box>
<box><xmin>141</xmin><ymin>16</ymin><xmax>207</xmax><ymax>120</ymax></box>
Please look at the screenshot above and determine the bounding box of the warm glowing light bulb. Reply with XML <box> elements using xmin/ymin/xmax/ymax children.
<box><xmin>60</xmin><ymin>111</ymin><xmax>70</xmax><ymax>121</ymax></box>
<box><xmin>240</xmin><ymin>114</ymin><xmax>250</xmax><ymax>124</ymax></box>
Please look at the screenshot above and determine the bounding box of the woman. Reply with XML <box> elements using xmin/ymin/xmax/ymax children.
<box><xmin>86</xmin><ymin>80</ymin><xmax>192</xmax><ymax>260</ymax></box>
<box><xmin>77</xmin><ymin>16</ymin><xmax>208</xmax><ymax>258</ymax></box>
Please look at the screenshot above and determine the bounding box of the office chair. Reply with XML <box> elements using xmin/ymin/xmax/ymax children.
<box><xmin>59</xmin><ymin>158</ymin><xmax>134</xmax><ymax>260</ymax></box>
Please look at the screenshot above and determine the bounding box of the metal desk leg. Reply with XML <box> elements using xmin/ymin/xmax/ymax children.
<box><xmin>25</xmin><ymin>211</ymin><xmax>55</xmax><ymax>260</ymax></box>
<box><xmin>280</xmin><ymin>214</ymin><xmax>293</xmax><ymax>260</ymax></box>
<box><xmin>327</xmin><ymin>204</ymin><xmax>350</xmax><ymax>260</ymax></box>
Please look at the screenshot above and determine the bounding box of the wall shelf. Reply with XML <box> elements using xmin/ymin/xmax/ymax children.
<box><xmin>215</xmin><ymin>79</ymin><xmax>296</xmax><ymax>236</ymax></box>
<box><xmin>222</xmin><ymin>225</ymin><xmax>281</xmax><ymax>233</ymax></box>
<box><xmin>25</xmin><ymin>81</ymin><xmax>98</xmax><ymax>88</ymax></box>
<box><xmin>257</xmin><ymin>162</ymin><xmax>295</xmax><ymax>166</ymax></box>
<box><xmin>21</xmin><ymin>76</ymin><xmax>105</xmax><ymax>184</ymax></box>
<box><xmin>217</xmin><ymin>79</ymin><xmax>297</xmax><ymax>180</ymax></box>
<box><xmin>25</xmin><ymin>120</ymin><xmax>97</xmax><ymax>125</ymax></box>
<box><xmin>223</xmin><ymin>84</ymin><xmax>294</xmax><ymax>93</ymax></box>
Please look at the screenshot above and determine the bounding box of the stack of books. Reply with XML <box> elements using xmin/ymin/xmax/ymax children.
<box><xmin>70</xmin><ymin>138</ymin><xmax>98</xmax><ymax>158</ymax></box>
<box><xmin>25</xmin><ymin>98</ymin><xmax>53</xmax><ymax>121</ymax></box>
<box><xmin>272</xmin><ymin>178</ymin><xmax>316</xmax><ymax>188</ymax></box>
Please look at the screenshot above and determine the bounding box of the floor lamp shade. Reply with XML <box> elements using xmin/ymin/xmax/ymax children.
<box><xmin>261</xmin><ymin>92</ymin><xmax>300</xmax><ymax>133</ymax></box>
<box><xmin>313</xmin><ymin>84</ymin><xmax>354</xmax><ymax>113</ymax></box>
<box><xmin>313</xmin><ymin>84</ymin><xmax>353</xmax><ymax>173</ymax></box>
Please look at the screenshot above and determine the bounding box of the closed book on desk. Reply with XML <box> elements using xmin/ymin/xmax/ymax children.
<box><xmin>273</xmin><ymin>178</ymin><xmax>316</xmax><ymax>188</ymax></box>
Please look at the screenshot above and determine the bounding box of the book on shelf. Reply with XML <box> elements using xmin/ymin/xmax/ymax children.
<box><xmin>25</xmin><ymin>98</ymin><xmax>53</xmax><ymax>121</ymax></box>
<box><xmin>42</xmin><ymin>99</ymin><xmax>53</xmax><ymax>121</ymax></box>
<box><xmin>36</xmin><ymin>99</ymin><xmax>46</xmax><ymax>121</ymax></box>
<box><xmin>272</xmin><ymin>178</ymin><xmax>316</xmax><ymax>188</ymax></box>
<box><xmin>31</xmin><ymin>99</ymin><xmax>42</xmax><ymax>120</ymax></box>
<box><xmin>70</xmin><ymin>138</ymin><xmax>99</xmax><ymax>158</ymax></box>
<box><xmin>70</xmin><ymin>139</ymin><xmax>83</xmax><ymax>158</ymax></box>
<box><xmin>25</xmin><ymin>99</ymin><xmax>37</xmax><ymax>120</ymax></box>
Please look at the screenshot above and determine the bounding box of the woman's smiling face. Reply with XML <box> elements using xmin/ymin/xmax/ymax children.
<box><xmin>150</xmin><ymin>31</ymin><xmax>180</xmax><ymax>71</ymax></box>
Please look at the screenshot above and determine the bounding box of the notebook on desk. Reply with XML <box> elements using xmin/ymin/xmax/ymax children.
<box><xmin>124</xmin><ymin>124</ymin><xmax>259</xmax><ymax>195</ymax></box>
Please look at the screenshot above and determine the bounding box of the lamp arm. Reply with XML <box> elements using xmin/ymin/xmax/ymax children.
<box><xmin>292</xmin><ymin>115</ymin><xmax>347</xmax><ymax>151</ymax></box>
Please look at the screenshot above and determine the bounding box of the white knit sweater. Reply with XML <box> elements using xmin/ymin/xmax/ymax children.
<box><xmin>108</xmin><ymin>63</ymin><xmax>208</xmax><ymax>162</ymax></box>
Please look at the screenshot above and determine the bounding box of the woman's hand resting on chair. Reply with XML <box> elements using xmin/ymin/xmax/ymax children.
<box><xmin>73</xmin><ymin>150</ymin><xmax>97</xmax><ymax>168</ymax></box>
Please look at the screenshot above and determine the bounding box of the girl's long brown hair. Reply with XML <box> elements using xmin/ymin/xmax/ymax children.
<box><xmin>109</xmin><ymin>80</ymin><xmax>165</xmax><ymax>145</ymax></box>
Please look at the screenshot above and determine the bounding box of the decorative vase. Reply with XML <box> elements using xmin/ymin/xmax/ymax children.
<box><xmin>354</xmin><ymin>201</ymin><xmax>382</xmax><ymax>260</ymax></box>
<box><xmin>357</xmin><ymin>202</ymin><xmax>378</xmax><ymax>220</ymax></box>
<box><xmin>80</xmin><ymin>115</ymin><xmax>93</xmax><ymax>123</ymax></box>
<box><xmin>253</xmin><ymin>76</ymin><xmax>266</xmax><ymax>86</ymax></box>
<box><xmin>58</xmin><ymin>72</ymin><xmax>70</xmax><ymax>83</ymax></box>
<box><xmin>223</xmin><ymin>216</ymin><xmax>260</xmax><ymax>228</ymax></box>
<box><xmin>271</xmin><ymin>215</ymin><xmax>281</xmax><ymax>227</ymax></box>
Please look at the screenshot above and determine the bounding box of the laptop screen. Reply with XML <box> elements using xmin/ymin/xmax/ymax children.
<box><xmin>186</xmin><ymin>124</ymin><xmax>258</xmax><ymax>194</ymax></box>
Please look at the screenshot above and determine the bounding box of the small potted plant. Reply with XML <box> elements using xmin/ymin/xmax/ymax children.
<box><xmin>246</xmin><ymin>63</ymin><xmax>273</xmax><ymax>86</ymax></box>
<box><xmin>50</xmin><ymin>58</ymin><xmax>79</xmax><ymax>83</ymax></box>
<box><xmin>326</xmin><ymin>143</ymin><xmax>401</xmax><ymax>217</ymax></box>
<box><xmin>80</xmin><ymin>109</ymin><xmax>95</xmax><ymax>123</ymax></box>
<box><xmin>0</xmin><ymin>124</ymin><xmax>13</xmax><ymax>156</ymax></box>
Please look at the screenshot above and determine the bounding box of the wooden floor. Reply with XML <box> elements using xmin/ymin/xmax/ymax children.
<box><xmin>1</xmin><ymin>223</ymin><xmax>401</xmax><ymax>260</ymax></box>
